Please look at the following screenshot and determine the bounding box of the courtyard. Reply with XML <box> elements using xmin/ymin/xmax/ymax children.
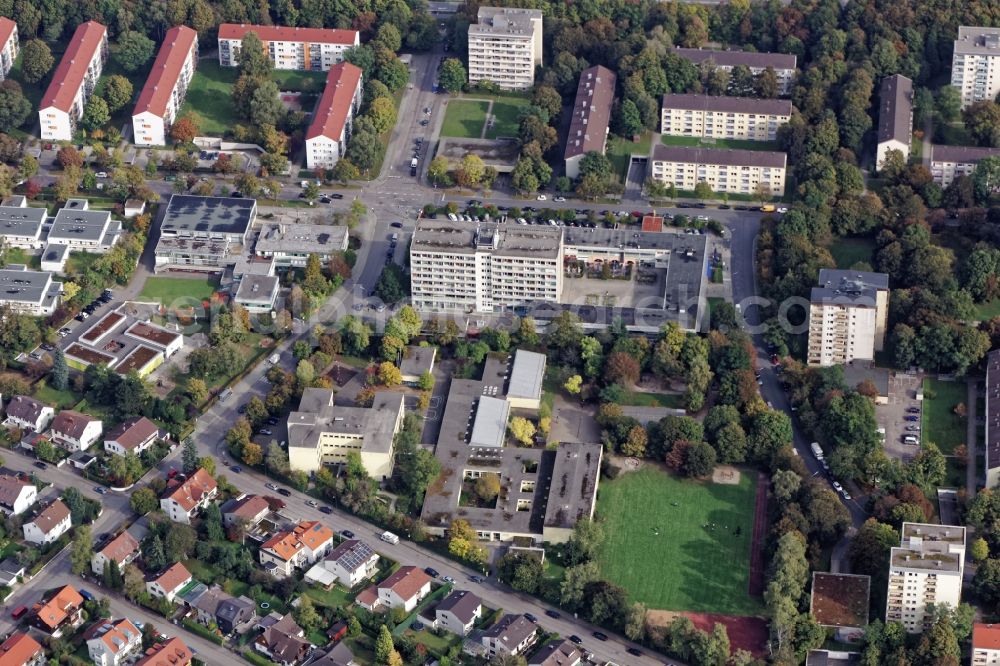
<box><xmin>440</xmin><ymin>95</ymin><xmax>530</xmax><ymax>140</ymax></box>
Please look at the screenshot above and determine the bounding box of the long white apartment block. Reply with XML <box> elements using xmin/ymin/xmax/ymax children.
<box><xmin>468</xmin><ymin>7</ymin><xmax>543</xmax><ymax>90</ymax></box>
<box><xmin>132</xmin><ymin>26</ymin><xmax>198</xmax><ymax>147</ymax></box>
<box><xmin>305</xmin><ymin>62</ymin><xmax>363</xmax><ymax>170</ymax></box>
<box><xmin>885</xmin><ymin>523</ymin><xmax>966</xmax><ymax>633</ymax></box>
<box><xmin>0</xmin><ymin>265</ymin><xmax>63</xmax><ymax>316</ymax></box>
<box><xmin>673</xmin><ymin>47</ymin><xmax>797</xmax><ymax>96</ymax></box>
<box><xmin>951</xmin><ymin>26</ymin><xmax>1000</xmax><ymax>109</ymax></box>
<box><xmin>806</xmin><ymin>269</ymin><xmax>889</xmax><ymax>367</ymax></box>
<box><xmin>39</xmin><ymin>21</ymin><xmax>107</xmax><ymax>142</ymax></box>
<box><xmin>649</xmin><ymin>144</ymin><xmax>787</xmax><ymax>196</ymax></box>
<box><xmin>660</xmin><ymin>94</ymin><xmax>791</xmax><ymax>142</ymax></box>
<box><xmin>929</xmin><ymin>144</ymin><xmax>1000</xmax><ymax>189</ymax></box>
<box><xmin>564</xmin><ymin>66</ymin><xmax>616</xmax><ymax>179</ymax></box>
<box><xmin>218</xmin><ymin>24</ymin><xmax>359</xmax><ymax>72</ymax></box>
<box><xmin>0</xmin><ymin>18</ymin><xmax>19</xmax><ymax>80</ymax></box>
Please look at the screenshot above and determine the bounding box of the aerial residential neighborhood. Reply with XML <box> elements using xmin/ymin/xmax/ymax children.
<box><xmin>0</xmin><ymin>2</ymin><xmax>997</xmax><ymax>666</ymax></box>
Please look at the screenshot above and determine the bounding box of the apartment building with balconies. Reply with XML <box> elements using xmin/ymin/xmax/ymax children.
<box><xmin>39</xmin><ymin>22</ymin><xmax>108</xmax><ymax>141</ymax></box>
<box><xmin>885</xmin><ymin>523</ymin><xmax>966</xmax><ymax>633</ymax></box>
<box><xmin>660</xmin><ymin>94</ymin><xmax>791</xmax><ymax>142</ymax></box>
<box><xmin>973</xmin><ymin>623</ymin><xmax>1000</xmax><ymax>666</ymax></box>
<box><xmin>132</xmin><ymin>26</ymin><xmax>199</xmax><ymax>147</ymax></box>
<box><xmin>951</xmin><ymin>26</ymin><xmax>1000</xmax><ymax>108</ymax></box>
<box><xmin>0</xmin><ymin>18</ymin><xmax>19</xmax><ymax>80</ymax></box>
<box><xmin>305</xmin><ymin>62</ymin><xmax>363</xmax><ymax>170</ymax></box>
<box><xmin>649</xmin><ymin>145</ymin><xmax>787</xmax><ymax>196</ymax></box>
<box><xmin>218</xmin><ymin>24</ymin><xmax>359</xmax><ymax>72</ymax></box>
<box><xmin>673</xmin><ymin>47</ymin><xmax>797</xmax><ymax>95</ymax></box>
<box><xmin>806</xmin><ymin>269</ymin><xmax>889</xmax><ymax>367</ymax></box>
<box><xmin>468</xmin><ymin>7</ymin><xmax>543</xmax><ymax>90</ymax></box>
<box><xmin>929</xmin><ymin>144</ymin><xmax>1000</xmax><ymax>188</ymax></box>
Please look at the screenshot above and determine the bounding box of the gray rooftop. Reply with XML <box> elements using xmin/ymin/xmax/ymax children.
<box><xmin>818</xmin><ymin>270</ymin><xmax>889</xmax><ymax>290</ymax></box>
<box><xmin>930</xmin><ymin>144</ymin><xmax>1000</xmax><ymax>164</ymax></box>
<box><xmin>399</xmin><ymin>346</ymin><xmax>436</xmax><ymax>378</ymax></box>
<box><xmin>0</xmin><ymin>267</ymin><xmax>60</xmax><ymax>306</ymax></box>
<box><xmin>471</xmin><ymin>7</ymin><xmax>542</xmax><ymax>37</ymax></box>
<box><xmin>507</xmin><ymin>350</ymin><xmax>545</xmax><ymax>401</ymax></box>
<box><xmin>840</xmin><ymin>362</ymin><xmax>889</xmax><ymax>398</ymax></box>
<box><xmin>255</xmin><ymin>222</ymin><xmax>349</xmax><ymax>256</ymax></box>
<box><xmin>674</xmin><ymin>46</ymin><xmax>797</xmax><ymax>70</ymax></box>
<box><xmin>877</xmin><ymin>75</ymin><xmax>913</xmax><ymax>145</ymax></box>
<box><xmin>469</xmin><ymin>396</ymin><xmax>510</xmax><ymax>448</ymax></box>
<box><xmin>412</xmin><ymin>220</ymin><xmax>562</xmax><ymax>259</ymax></box>
<box><xmin>812</xmin><ymin>269</ymin><xmax>889</xmax><ymax>306</ymax></box>
<box><xmin>288</xmin><ymin>388</ymin><xmax>404</xmax><ymax>455</ymax></box>
<box><xmin>326</xmin><ymin>539</ymin><xmax>375</xmax><ymax>571</ymax></box>
<box><xmin>0</xmin><ymin>205</ymin><xmax>45</xmax><ymax>239</ymax></box>
<box><xmin>49</xmin><ymin>204</ymin><xmax>112</xmax><ymax>243</ymax></box>
<box><xmin>890</xmin><ymin>546</ymin><xmax>961</xmax><ymax>572</ymax></box>
<box><xmin>901</xmin><ymin>522</ymin><xmax>966</xmax><ymax>545</ymax></box>
<box><xmin>988</xmin><ymin>350</ymin><xmax>1000</xmax><ymax>473</ymax></box>
<box><xmin>651</xmin><ymin>143</ymin><xmax>787</xmax><ymax>169</ymax></box>
<box><xmin>543</xmin><ymin>442</ymin><xmax>603</xmax><ymax>529</ymax></box>
<box><xmin>954</xmin><ymin>26</ymin><xmax>1000</xmax><ymax>56</ymax></box>
<box><xmin>435</xmin><ymin>589</ymin><xmax>482</xmax><ymax>624</ymax></box>
<box><xmin>565</xmin><ymin>66</ymin><xmax>617</xmax><ymax>161</ymax></box>
<box><xmin>662</xmin><ymin>93</ymin><xmax>792</xmax><ymax>116</ymax></box>
<box><xmin>483</xmin><ymin>613</ymin><xmax>537</xmax><ymax>647</ymax></box>
<box><xmin>161</xmin><ymin>195</ymin><xmax>256</xmax><ymax>237</ymax></box>
<box><xmin>806</xmin><ymin>651</ymin><xmax>861</xmax><ymax>666</ymax></box>
<box><xmin>42</xmin><ymin>243</ymin><xmax>69</xmax><ymax>264</ymax></box>
<box><xmin>235</xmin><ymin>274</ymin><xmax>279</xmax><ymax>306</ymax></box>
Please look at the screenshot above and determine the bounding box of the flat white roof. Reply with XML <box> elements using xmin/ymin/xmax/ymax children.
<box><xmin>469</xmin><ymin>396</ymin><xmax>510</xmax><ymax>448</ymax></box>
<box><xmin>507</xmin><ymin>349</ymin><xmax>545</xmax><ymax>400</ymax></box>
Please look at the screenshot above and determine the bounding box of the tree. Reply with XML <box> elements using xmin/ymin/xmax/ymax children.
<box><xmin>378</xmin><ymin>361</ymin><xmax>402</xmax><ymax>386</ymax></box>
<box><xmin>116</xmin><ymin>31</ymin><xmax>156</xmax><ymax>73</ymax></box>
<box><xmin>70</xmin><ymin>525</ymin><xmax>93</xmax><ymax>575</ymax></box>
<box><xmin>0</xmin><ymin>82</ymin><xmax>31</xmax><ymax>132</ymax></box>
<box><xmin>103</xmin><ymin>75</ymin><xmax>134</xmax><ymax>112</ymax></box>
<box><xmin>475</xmin><ymin>474</ymin><xmax>500</xmax><ymax>502</ymax></box>
<box><xmin>428</xmin><ymin>156</ymin><xmax>451</xmax><ymax>186</ymax></box>
<box><xmin>456</xmin><ymin>154</ymin><xmax>486</xmax><ymax>188</ymax></box>
<box><xmin>972</xmin><ymin>537</ymin><xmax>990</xmax><ymax>563</ymax></box>
<box><xmin>964</xmin><ymin>101</ymin><xmax>1000</xmax><ymax>148</ymax></box>
<box><xmin>509</xmin><ymin>417</ymin><xmax>536</xmax><ymax>446</ymax></box>
<box><xmin>622</xmin><ymin>425</ymin><xmax>648</xmax><ymax>457</ymax></box>
<box><xmin>242</xmin><ymin>442</ymin><xmax>263</xmax><ymax>466</ymax></box>
<box><xmin>561</xmin><ymin>561</ymin><xmax>601</xmax><ymax>609</ymax></box>
<box><xmin>20</xmin><ymin>40</ymin><xmax>54</xmax><ymax>84</ymax></box>
<box><xmin>182</xmin><ymin>438</ymin><xmax>199</xmax><ymax>474</ymax></box>
<box><xmin>973</xmin><ymin>156</ymin><xmax>1000</xmax><ymax>205</ymax></box>
<box><xmin>142</xmin><ymin>535</ymin><xmax>167</xmax><ymax>572</ymax></box>
<box><xmin>294</xmin><ymin>596</ymin><xmax>322</xmax><ymax>633</ymax></box>
<box><xmin>604</xmin><ymin>351</ymin><xmax>640</xmax><ymax>386</ymax></box>
<box><xmin>130</xmin><ymin>488</ymin><xmax>158</xmax><ymax>515</ymax></box>
<box><xmin>937</xmin><ymin>85</ymin><xmax>962</xmax><ymax>122</ymax></box>
<box><xmin>684</xmin><ymin>441</ymin><xmax>716</xmax><ymax>477</ymax></box>
<box><xmin>56</xmin><ymin>146</ymin><xmax>84</xmax><ymax>169</ymax></box>
<box><xmin>123</xmin><ymin>563</ymin><xmax>145</xmax><ymax>602</ymax></box>
<box><xmin>375</xmin><ymin>624</ymin><xmax>395</xmax><ymax>664</ymax></box>
<box><xmin>532</xmin><ymin>85</ymin><xmax>563</xmax><ymax>119</ymax></box>
<box><xmin>250</xmin><ymin>81</ymin><xmax>284</xmax><ymax>128</ymax></box>
<box><xmin>439</xmin><ymin>58</ymin><xmax>466</xmax><ymax>93</ymax></box>
<box><xmin>50</xmin><ymin>348</ymin><xmax>68</xmax><ymax>390</ymax></box>
<box><xmin>617</xmin><ymin>99</ymin><xmax>644</xmax><ymax>137</ymax></box>
<box><xmin>564</xmin><ymin>375</ymin><xmax>583</xmax><ymax>395</ymax></box>
<box><xmin>170</xmin><ymin>115</ymin><xmax>199</xmax><ymax>144</ymax></box>
<box><xmin>82</xmin><ymin>96</ymin><xmax>110</xmax><ymax>131</ymax></box>
<box><xmin>238</xmin><ymin>32</ymin><xmax>272</xmax><ymax>78</ymax></box>
<box><xmin>368</xmin><ymin>96</ymin><xmax>398</xmax><ymax>133</ymax></box>
<box><xmin>186</xmin><ymin>377</ymin><xmax>208</xmax><ymax>404</ymax></box>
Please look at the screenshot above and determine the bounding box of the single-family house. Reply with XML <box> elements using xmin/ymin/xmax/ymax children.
<box><xmin>435</xmin><ymin>590</ymin><xmax>482</xmax><ymax>636</ymax></box>
<box><xmin>190</xmin><ymin>585</ymin><xmax>257</xmax><ymax>634</ymax></box>
<box><xmin>0</xmin><ymin>633</ymin><xmax>45</xmax><ymax>666</ymax></box>
<box><xmin>91</xmin><ymin>531</ymin><xmax>140</xmax><ymax>576</ymax></box>
<box><xmin>259</xmin><ymin>520</ymin><xmax>335</xmax><ymax>577</ymax></box>
<box><xmin>160</xmin><ymin>468</ymin><xmax>217</xmax><ymax>523</ymax></box>
<box><xmin>134</xmin><ymin>638</ymin><xmax>193</xmax><ymax>666</ymax></box>
<box><xmin>0</xmin><ymin>474</ymin><xmax>37</xmax><ymax>516</ymax></box>
<box><xmin>3</xmin><ymin>396</ymin><xmax>54</xmax><ymax>433</ymax></box>
<box><xmin>31</xmin><ymin>585</ymin><xmax>84</xmax><ymax>636</ymax></box>
<box><xmin>145</xmin><ymin>562</ymin><xmax>193</xmax><ymax>602</ymax></box>
<box><xmin>321</xmin><ymin>539</ymin><xmax>378</xmax><ymax>588</ymax></box>
<box><xmin>84</xmin><ymin>618</ymin><xmax>142</xmax><ymax>666</ymax></box>
<box><xmin>254</xmin><ymin>613</ymin><xmax>310</xmax><ymax>666</ymax></box>
<box><xmin>220</xmin><ymin>494</ymin><xmax>271</xmax><ymax>529</ymax></box>
<box><xmin>22</xmin><ymin>498</ymin><xmax>71</xmax><ymax>545</ymax></box>
<box><xmin>356</xmin><ymin>565</ymin><xmax>431</xmax><ymax>613</ymax></box>
<box><xmin>481</xmin><ymin>614</ymin><xmax>538</xmax><ymax>659</ymax></box>
<box><xmin>103</xmin><ymin>416</ymin><xmax>160</xmax><ymax>456</ymax></box>
<box><xmin>308</xmin><ymin>643</ymin><xmax>356</xmax><ymax>666</ymax></box>
<box><xmin>529</xmin><ymin>639</ymin><xmax>582</xmax><ymax>666</ymax></box>
<box><xmin>0</xmin><ymin>557</ymin><xmax>24</xmax><ymax>586</ymax></box>
<box><xmin>50</xmin><ymin>410</ymin><xmax>102</xmax><ymax>452</ymax></box>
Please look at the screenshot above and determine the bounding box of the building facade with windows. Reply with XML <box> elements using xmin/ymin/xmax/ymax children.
<box><xmin>660</xmin><ymin>94</ymin><xmax>791</xmax><ymax>142</ymax></box>
<box><xmin>38</xmin><ymin>21</ymin><xmax>107</xmax><ymax>141</ymax></box>
<box><xmin>0</xmin><ymin>18</ymin><xmax>19</xmax><ymax>80</ymax></box>
<box><xmin>885</xmin><ymin>523</ymin><xmax>966</xmax><ymax>633</ymax></box>
<box><xmin>673</xmin><ymin>47</ymin><xmax>797</xmax><ymax>95</ymax></box>
<box><xmin>132</xmin><ymin>26</ymin><xmax>199</xmax><ymax>147</ymax></box>
<box><xmin>467</xmin><ymin>7</ymin><xmax>543</xmax><ymax>90</ymax></box>
<box><xmin>929</xmin><ymin>144</ymin><xmax>1000</xmax><ymax>188</ymax></box>
<box><xmin>649</xmin><ymin>145</ymin><xmax>787</xmax><ymax>196</ymax></box>
<box><xmin>806</xmin><ymin>269</ymin><xmax>889</xmax><ymax>367</ymax></box>
<box><xmin>0</xmin><ymin>266</ymin><xmax>63</xmax><ymax>316</ymax></box>
<box><xmin>951</xmin><ymin>26</ymin><xmax>1000</xmax><ymax>108</ymax></box>
<box><xmin>304</xmin><ymin>62</ymin><xmax>363</xmax><ymax>170</ymax></box>
<box><xmin>218</xmin><ymin>24</ymin><xmax>359</xmax><ymax>71</ymax></box>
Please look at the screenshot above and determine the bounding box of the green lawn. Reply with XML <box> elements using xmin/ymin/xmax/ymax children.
<box><xmin>828</xmin><ymin>237</ymin><xmax>877</xmax><ymax>270</ymax></box>
<box><xmin>1</xmin><ymin>247</ymin><xmax>41</xmax><ymax>269</ymax></box>
<box><xmin>484</xmin><ymin>98</ymin><xmax>531</xmax><ymax>139</ymax></box>
<box><xmin>595</xmin><ymin>466</ymin><xmax>761</xmax><ymax>615</ymax></box>
<box><xmin>440</xmin><ymin>100</ymin><xmax>490</xmax><ymax>138</ymax></box>
<box><xmin>607</xmin><ymin>133</ymin><xmax>653</xmax><ymax>182</ymax></box>
<box><xmin>922</xmin><ymin>378</ymin><xmax>967</xmax><ymax>455</ymax></box>
<box><xmin>304</xmin><ymin>585</ymin><xmax>353</xmax><ymax>609</ymax></box>
<box><xmin>973</xmin><ymin>299</ymin><xmax>1000</xmax><ymax>321</ymax></box>
<box><xmin>138</xmin><ymin>276</ymin><xmax>219</xmax><ymax>306</ymax></box>
<box><xmin>33</xmin><ymin>382</ymin><xmax>81</xmax><ymax>409</ymax></box>
<box><xmin>660</xmin><ymin>134</ymin><xmax>777</xmax><ymax>152</ymax></box>
<box><xmin>65</xmin><ymin>251</ymin><xmax>103</xmax><ymax>276</ymax></box>
<box><xmin>271</xmin><ymin>69</ymin><xmax>328</xmax><ymax>93</ymax></box>
<box><xmin>180</xmin><ymin>61</ymin><xmax>240</xmax><ymax>136</ymax></box>
<box><xmin>620</xmin><ymin>390</ymin><xmax>686</xmax><ymax>409</ymax></box>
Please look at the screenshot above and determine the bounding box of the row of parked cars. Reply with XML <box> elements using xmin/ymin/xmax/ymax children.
<box><xmin>74</xmin><ymin>289</ymin><xmax>114</xmax><ymax>321</ymax></box>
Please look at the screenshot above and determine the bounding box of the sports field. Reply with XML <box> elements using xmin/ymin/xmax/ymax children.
<box><xmin>595</xmin><ymin>466</ymin><xmax>762</xmax><ymax>615</ymax></box>
<box><xmin>138</xmin><ymin>276</ymin><xmax>218</xmax><ymax>306</ymax></box>
<box><xmin>441</xmin><ymin>100</ymin><xmax>490</xmax><ymax>138</ymax></box>
<box><xmin>483</xmin><ymin>98</ymin><xmax>530</xmax><ymax>139</ymax></box>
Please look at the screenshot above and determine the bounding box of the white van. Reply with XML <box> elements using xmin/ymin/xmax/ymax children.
<box><xmin>380</xmin><ymin>531</ymin><xmax>399</xmax><ymax>544</ymax></box>
<box><xmin>903</xmin><ymin>435</ymin><xmax>919</xmax><ymax>445</ymax></box>
<box><xmin>268</xmin><ymin>353</ymin><xmax>280</xmax><ymax>365</ymax></box>
<box><xmin>810</xmin><ymin>442</ymin><xmax>824</xmax><ymax>460</ymax></box>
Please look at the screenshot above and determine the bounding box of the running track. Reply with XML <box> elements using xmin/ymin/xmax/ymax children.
<box><xmin>748</xmin><ymin>471</ymin><xmax>768</xmax><ymax>596</ymax></box>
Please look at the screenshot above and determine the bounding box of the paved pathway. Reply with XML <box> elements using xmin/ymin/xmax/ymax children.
<box><xmin>968</xmin><ymin>376</ymin><xmax>979</xmax><ymax>497</ymax></box>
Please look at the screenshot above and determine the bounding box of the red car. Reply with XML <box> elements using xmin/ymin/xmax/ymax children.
<box><xmin>11</xmin><ymin>606</ymin><xmax>27</xmax><ymax>619</ymax></box>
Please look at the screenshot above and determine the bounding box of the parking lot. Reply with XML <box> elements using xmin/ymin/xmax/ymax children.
<box><xmin>879</xmin><ymin>371</ymin><xmax>924</xmax><ymax>462</ymax></box>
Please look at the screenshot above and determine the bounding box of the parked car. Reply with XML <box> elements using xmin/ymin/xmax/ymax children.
<box><xmin>443</xmin><ymin>575</ymin><xmax>455</xmax><ymax>584</ymax></box>
<box><xmin>524</xmin><ymin>613</ymin><xmax>537</xmax><ymax>623</ymax></box>
<box><xmin>10</xmin><ymin>605</ymin><xmax>27</xmax><ymax>619</ymax></box>
<box><xmin>94</xmin><ymin>486</ymin><xmax>107</xmax><ymax>494</ymax></box>
<box><xmin>592</xmin><ymin>632</ymin><xmax>608</xmax><ymax>641</ymax></box>
<box><xmin>390</xmin><ymin>221</ymin><xmax>403</xmax><ymax>228</ymax></box>
<box><xmin>341</xmin><ymin>530</ymin><xmax>355</xmax><ymax>539</ymax></box>
<box><xmin>545</xmin><ymin>610</ymin><xmax>560</xmax><ymax>619</ymax></box>
<box><xmin>904</xmin><ymin>415</ymin><xmax>919</xmax><ymax>422</ymax></box>
<box><xmin>906</xmin><ymin>406</ymin><xmax>920</xmax><ymax>413</ymax></box>
<box><xmin>230</xmin><ymin>465</ymin><xmax>242</xmax><ymax>473</ymax></box>
<box><xmin>319</xmin><ymin>506</ymin><xmax>333</xmax><ymax>515</ymax></box>
<box><xmin>424</xmin><ymin>567</ymin><xmax>439</xmax><ymax>578</ymax></box>
<box><xmin>277</xmin><ymin>488</ymin><xmax>292</xmax><ymax>497</ymax></box>
<box><xmin>627</xmin><ymin>648</ymin><xmax>643</xmax><ymax>657</ymax></box>
<box><xmin>569</xmin><ymin>635</ymin><xmax>583</xmax><ymax>645</ymax></box>
<box><xmin>33</xmin><ymin>461</ymin><xmax>47</xmax><ymax>470</ymax></box>
<box><xmin>266</xmin><ymin>483</ymin><xmax>278</xmax><ymax>491</ymax></box>
<box><xmin>259</xmin><ymin>428</ymin><xmax>273</xmax><ymax>436</ymax></box>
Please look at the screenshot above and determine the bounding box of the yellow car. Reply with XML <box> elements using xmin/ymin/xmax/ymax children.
<box><xmin>760</xmin><ymin>204</ymin><xmax>776</xmax><ymax>213</ymax></box>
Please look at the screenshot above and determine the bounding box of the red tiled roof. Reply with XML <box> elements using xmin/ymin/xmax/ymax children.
<box><xmin>148</xmin><ymin>562</ymin><xmax>192</xmax><ymax>594</ymax></box>
<box><xmin>33</xmin><ymin>585</ymin><xmax>83</xmax><ymax>631</ymax></box>
<box><xmin>104</xmin><ymin>416</ymin><xmax>159</xmax><ymax>451</ymax></box>
<box><xmin>305</xmin><ymin>62</ymin><xmax>362</xmax><ymax>141</ymax></box>
<box><xmin>0</xmin><ymin>632</ymin><xmax>43</xmax><ymax>666</ymax></box>
<box><xmin>379</xmin><ymin>566</ymin><xmax>431</xmax><ymax>602</ymax></box>
<box><xmin>28</xmin><ymin>499</ymin><xmax>70</xmax><ymax>535</ymax></box>
<box><xmin>0</xmin><ymin>18</ymin><xmax>16</xmax><ymax>53</ymax></box>
<box><xmin>51</xmin><ymin>410</ymin><xmax>98</xmax><ymax>440</ymax></box>
<box><xmin>975</xmin><ymin>623</ymin><xmax>1000</xmax><ymax>651</ymax></box>
<box><xmin>135</xmin><ymin>638</ymin><xmax>193</xmax><ymax>666</ymax></box>
<box><xmin>133</xmin><ymin>26</ymin><xmax>197</xmax><ymax>119</ymax></box>
<box><xmin>99</xmin><ymin>531</ymin><xmax>139</xmax><ymax>565</ymax></box>
<box><xmin>163</xmin><ymin>468</ymin><xmax>216</xmax><ymax>512</ymax></box>
<box><xmin>218</xmin><ymin>23</ymin><xmax>358</xmax><ymax>46</ymax></box>
<box><xmin>40</xmin><ymin>21</ymin><xmax>106</xmax><ymax>112</ymax></box>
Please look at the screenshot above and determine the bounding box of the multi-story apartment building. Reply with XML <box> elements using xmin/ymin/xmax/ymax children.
<box><xmin>0</xmin><ymin>266</ymin><xmax>63</xmax><ymax>316</ymax></box>
<box><xmin>951</xmin><ymin>26</ymin><xmax>1000</xmax><ymax>109</ymax></box>
<box><xmin>649</xmin><ymin>145</ymin><xmax>787</xmax><ymax>197</ymax></box>
<box><xmin>38</xmin><ymin>21</ymin><xmax>107</xmax><ymax>141</ymax></box>
<box><xmin>673</xmin><ymin>47</ymin><xmax>797</xmax><ymax>95</ymax></box>
<box><xmin>409</xmin><ymin>220</ymin><xmax>563</xmax><ymax>313</ymax></box>
<box><xmin>305</xmin><ymin>62</ymin><xmax>363</xmax><ymax>170</ymax></box>
<box><xmin>876</xmin><ymin>74</ymin><xmax>914</xmax><ymax>169</ymax></box>
<box><xmin>0</xmin><ymin>200</ymin><xmax>46</xmax><ymax>250</ymax></box>
<box><xmin>886</xmin><ymin>523</ymin><xmax>966</xmax><ymax>633</ymax></box>
<box><xmin>468</xmin><ymin>7</ymin><xmax>543</xmax><ymax>90</ymax></box>
<box><xmin>929</xmin><ymin>144</ymin><xmax>1000</xmax><ymax>188</ymax></box>
<box><xmin>973</xmin><ymin>623</ymin><xmax>1000</xmax><ymax>666</ymax></box>
<box><xmin>806</xmin><ymin>269</ymin><xmax>889</xmax><ymax>367</ymax></box>
<box><xmin>564</xmin><ymin>66</ymin><xmax>616</xmax><ymax>179</ymax></box>
<box><xmin>0</xmin><ymin>18</ymin><xmax>19</xmax><ymax>80</ymax></box>
<box><xmin>660</xmin><ymin>94</ymin><xmax>791</xmax><ymax>142</ymax></box>
<box><xmin>132</xmin><ymin>26</ymin><xmax>198</xmax><ymax>147</ymax></box>
<box><xmin>218</xmin><ymin>24</ymin><xmax>359</xmax><ymax>71</ymax></box>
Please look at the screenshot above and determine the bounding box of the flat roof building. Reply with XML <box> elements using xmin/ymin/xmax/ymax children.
<box><xmin>254</xmin><ymin>222</ymin><xmax>349</xmax><ymax>268</ymax></box>
<box><xmin>886</xmin><ymin>523</ymin><xmax>966</xmax><ymax>633</ymax></box>
<box><xmin>986</xmin><ymin>349</ymin><xmax>1000</xmax><ymax>489</ymax></box>
<box><xmin>507</xmin><ymin>349</ymin><xmax>545</xmax><ymax>409</ymax></box>
<box><xmin>564</xmin><ymin>66</ymin><xmax>617</xmax><ymax>179</ymax></box>
<box><xmin>876</xmin><ymin>75</ymin><xmax>913</xmax><ymax>169</ymax></box>
<box><xmin>649</xmin><ymin>144</ymin><xmax>787</xmax><ymax>197</ymax></box>
<box><xmin>155</xmin><ymin>195</ymin><xmax>256</xmax><ymax>271</ymax></box>
<box><xmin>951</xmin><ymin>26</ymin><xmax>1000</xmax><ymax>108</ymax></box>
<box><xmin>660</xmin><ymin>93</ymin><xmax>791</xmax><ymax>142</ymax></box>
<box><xmin>218</xmin><ymin>24</ymin><xmax>359</xmax><ymax>72</ymax></box>
<box><xmin>133</xmin><ymin>26</ymin><xmax>199</xmax><ymax>147</ymax></box>
<box><xmin>305</xmin><ymin>62</ymin><xmax>364</xmax><ymax>171</ymax></box>
<box><xmin>399</xmin><ymin>346</ymin><xmax>436</xmax><ymax>384</ymax></box>
<box><xmin>807</xmin><ymin>269</ymin><xmax>889</xmax><ymax>367</ymax></box>
<box><xmin>468</xmin><ymin>7</ymin><xmax>543</xmax><ymax>90</ymax></box>
<box><xmin>39</xmin><ymin>22</ymin><xmax>107</xmax><ymax>141</ymax></box>
<box><xmin>929</xmin><ymin>144</ymin><xmax>1000</xmax><ymax>188</ymax></box>
<box><xmin>0</xmin><ymin>266</ymin><xmax>63</xmax><ymax>316</ymax></box>
<box><xmin>673</xmin><ymin>47</ymin><xmax>796</xmax><ymax>95</ymax></box>
<box><xmin>0</xmin><ymin>202</ymin><xmax>46</xmax><ymax>250</ymax></box>
<box><xmin>48</xmin><ymin>200</ymin><xmax>120</xmax><ymax>252</ymax></box>
<box><xmin>234</xmin><ymin>273</ymin><xmax>280</xmax><ymax>314</ymax></box>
